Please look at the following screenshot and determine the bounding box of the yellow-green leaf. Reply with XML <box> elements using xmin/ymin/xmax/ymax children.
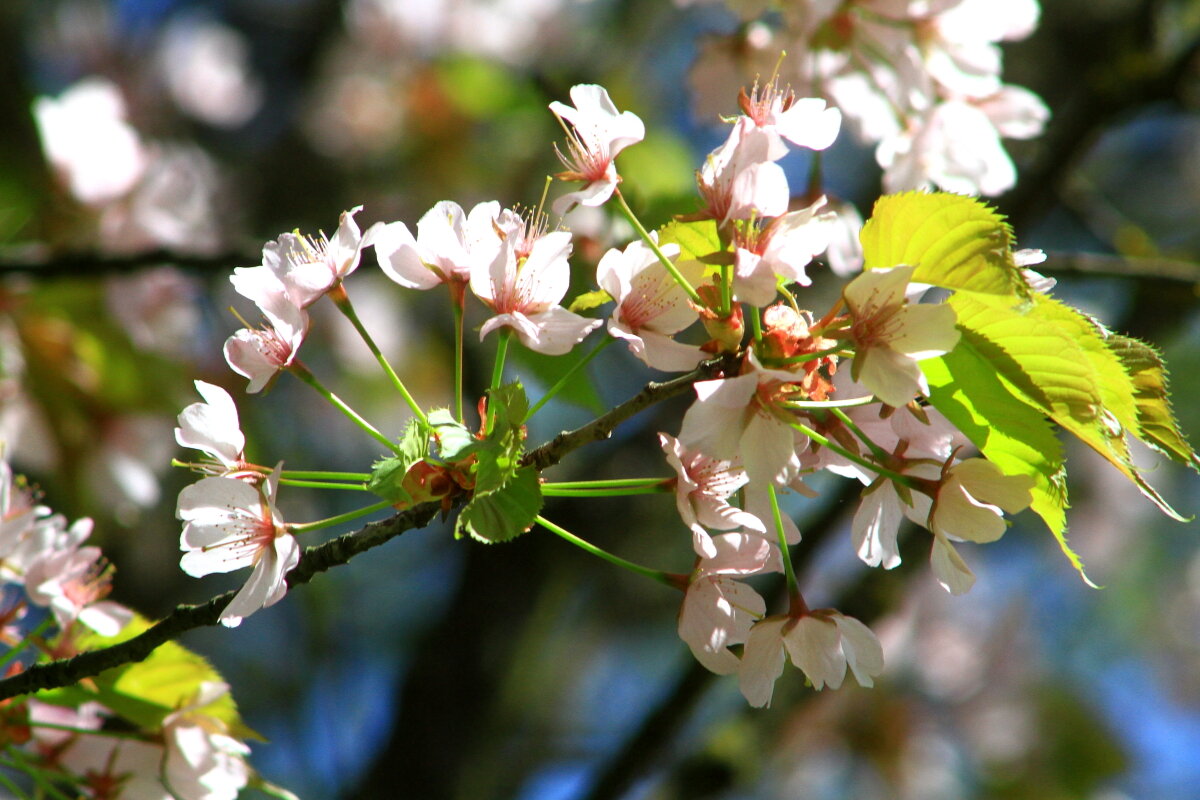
<box><xmin>861</xmin><ymin>192</ymin><xmax>1027</xmax><ymax>297</ymax></box>
<box><xmin>1107</xmin><ymin>334</ymin><xmax>1200</xmax><ymax>471</ymax></box>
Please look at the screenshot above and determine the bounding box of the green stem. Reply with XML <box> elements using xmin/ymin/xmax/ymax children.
<box><xmin>765</xmin><ymin>346</ymin><xmax>848</xmax><ymax>366</ymax></box>
<box><xmin>719</xmin><ymin>262</ymin><xmax>733</xmax><ymax>316</ymax></box>
<box><xmin>289</xmin><ymin>500</ymin><xmax>394</xmax><ymax>534</ymax></box>
<box><xmin>0</xmin><ymin>615</ymin><xmax>50</xmax><ymax>670</ymax></box>
<box><xmin>281</xmin><ymin>470</ymin><xmax>371</xmax><ymax>481</ymax></box>
<box><xmin>527</xmin><ymin>337</ymin><xmax>613</xmax><ymax>420</ymax></box>
<box><xmin>536</xmin><ymin>515</ymin><xmax>671</xmax><ymax>586</ymax></box>
<box><xmin>768</xmin><ymin>483</ymin><xmax>800</xmax><ymax>597</ymax></box>
<box><xmin>788</xmin><ymin>419</ymin><xmax>915</xmax><ymax>487</ymax></box>
<box><xmin>490</xmin><ymin>328</ymin><xmax>511</xmax><ymax>394</ymax></box>
<box><xmin>542</xmin><ymin>485</ymin><xmax>669</xmax><ymax>497</ymax></box>
<box><xmin>277</xmin><ymin>479</ymin><xmax>370</xmax><ymax>491</ymax></box>
<box><xmin>830</xmin><ymin>406</ymin><xmax>891</xmax><ymax>462</ymax></box>
<box><xmin>614</xmin><ymin>189</ymin><xmax>703</xmax><ymax>304</ymax></box>
<box><xmin>290</xmin><ymin>365</ymin><xmax>400</xmax><ymax>455</ymax></box>
<box><xmin>544</xmin><ymin>478</ymin><xmax>669</xmax><ymax>489</ymax></box>
<box><xmin>749</xmin><ymin>306</ymin><xmax>763</xmax><ymax>342</ymax></box>
<box><xmin>329</xmin><ymin>286</ymin><xmax>429</xmax><ymax>428</ymax></box>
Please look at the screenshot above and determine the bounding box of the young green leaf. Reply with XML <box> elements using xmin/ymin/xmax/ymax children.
<box><xmin>861</xmin><ymin>192</ymin><xmax>1027</xmax><ymax>297</ymax></box>
<box><xmin>1107</xmin><ymin>334</ymin><xmax>1200</xmax><ymax>471</ymax></box>
<box><xmin>456</xmin><ymin>466</ymin><xmax>543</xmax><ymax>543</ymax></box>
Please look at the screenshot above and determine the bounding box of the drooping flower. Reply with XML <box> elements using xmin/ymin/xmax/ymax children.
<box><xmin>660</xmin><ymin>433</ymin><xmax>764</xmax><ymax>558</ymax></box>
<box><xmin>177</xmin><ymin>467</ymin><xmax>299</xmax><ymax>627</ymax></box>
<box><xmin>175</xmin><ymin>381</ymin><xmax>254</xmax><ymax>479</ymax></box>
<box><xmin>597</xmin><ymin>237</ymin><xmax>705</xmax><ymax>371</ymax></box>
<box><xmin>162</xmin><ymin>682</ymin><xmax>251</xmax><ymax>800</ymax></box>
<box><xmin>843</xmin><ymin>265</ymin><xmax>959</xmax><ymax>407</ymax></box>
<box><xmin>738</xmin><ymin>609</ymin><xmax>884</xmax><ymax>707</ymax></box>
<box><xmin>678</xmin><ymin>532</ymin><xmax>770</xmax><ymax>675</ymax></box>
<box><xmin>549</xmin><ymin>84</ymin><xmax>645</xmax><ymax>214</ymax></box>
<box><xmin>223</xmin><ymin>280</ymin><xmax>309</xmax><ymax>394</ymax></box>
<box><xmin>469</xmin><ymin>212</ymin><xmax>601</xmax><ymax>355</ymax></box>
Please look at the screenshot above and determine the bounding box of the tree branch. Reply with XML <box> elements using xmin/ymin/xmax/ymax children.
<box><xmin>0</xmin><ymin>354</ymin><xmax>735</xmax><ymax>701</ymax></box>
<box><xmin>0</xmin><ymin>245</ymin><xmax>258</xmax><ymax>278</ymax></box>
<box><xmin>0</xmin><ymin>500</ymin><xmax>442</xmax><ymax>701</ymax></box>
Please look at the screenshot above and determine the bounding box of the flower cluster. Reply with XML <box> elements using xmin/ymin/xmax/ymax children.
<box><xmin>0</xmin><ymin>458</ymin><xmax>256</xmax><ymax>798</ymax></box>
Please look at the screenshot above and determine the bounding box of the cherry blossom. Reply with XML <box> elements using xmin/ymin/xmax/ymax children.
<box><xmin>175</xmin><ymin>381</ymin><xmax>254</xmax><ymax>479</ymax></box>
<box><xmin>223</xmin><ymin>279</ymin><xmax>310</xmax><ymax>394</ymax></box>
<box><xmin>678</xmin><ymin>532</ymin><xmax>770</xmax><ymax>675</ymax></box>
<box><xmin>738</xmin><ymin>609</ymin><xmax>884</xmax><ymax>707</ymax></box>
<box><xmin>732</xmin><ymin>198</ymin><xmax>836</xmax><ymax>305</ymax></box>
<box><xmin>549</xmin><ymin>84</ymin><xmax>645</xmax><ymax>214</ymax></box>
<box><xmin>678</xmin><ymin>354</ymin><xmax>810</xmax><ymax>486</ymax></box>
<box><xmin>177</xmin><ymin>467</ymin><xmax>299</xmax><ymax>627</ymax></box>
<box><xmin>23</xmin><ymin>518</ymin><xmax>132</xmax><ymax>637</ymax></box>
<box><xmin>375</xmin><ymin>200</ymin><xmax>502</xmax><ymax>298</ymax></box>
<box><xmin>738</xmin><ymin>80</ymin><xmax>841</xmax><ymax>159</ymax></box>
<box><xmin>259</xmin><ymin>207</ymin><xmax>380</xmax><ymax>308</ymax></box>
<box><xmin>843</xmin><ymin>265</ymin><xmax>959</xmax><ymax>407</ymax></box>
<box><xmin>597</xmin><ymin>237</ymin><xmax>705</xmax><ymax>371</ymax></box>
<box><xmin>469</xmin><ymin>213</ymin><xmax>601</xmax><ymax>355</ymax></box>
<box><xmin>162</xmin><ymin>682</ymin><xmax>252</xmax><ymax>800</ymax></box>
<box><xmin>696</xmin><ymin>117</ymin><xmax>789</xmax><ymax>226</ymax></box>
<box><xmin>660</xmin><ymin>433</ymin><xmax>764</xmax><ymax>558</ymax></box>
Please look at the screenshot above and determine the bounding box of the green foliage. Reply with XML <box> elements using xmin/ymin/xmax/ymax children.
<box><xmin>861</xmin><ymin>191</ymin><xmax>1027</xmax><ymax>297</ymax></box>
<box><xmin>567</xmin><ymin>288</ymin><xmax>613</xmax><ymax>314</ymax></box>
<box><xmin>657</xmin><ymin>218</ymin><xmax>724</xmax><ymax>271</ymax></box>
<box><xmin>867</xmin><ymin>191</ymin><xmax>1198</xmax><ymax>581</ymax></box>
<box><xmin>365</xmin><ymin>418</ymin><xmax>432</xmax><ymax>505</ymax></box>
<box><xmin>456</xmin><ymin>465</ymin><xmax>543</xmax><ymax>544</ymax></box>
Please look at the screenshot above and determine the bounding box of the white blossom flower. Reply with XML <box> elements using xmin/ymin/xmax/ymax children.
<box><xmin>223</xmin><ymin>282</ymin><xmax>310</xmax><ymax>394</ymax></box>
<box><xmin>738</xmin><ymin>609</ymin><xmax>884</xmax><ymax>706</ymax></box>
<box><xmin>843</xmin><ymin>265</ymin><xmax>959</xmax><ymax>407</ymax></box>
<box><xmin>374</xmin><ymin>200</ymin><xmax>501</xmax><ymax>295</ymax></box>
<box><xmin>260</xmin><ymin>207</ymin><xmax>380</xmax><ymax>308</ymax></box>
<box><xmin>732</xmin><ymin>198</ymin><xmax>835</xmax><ymax>305</ymax></box>
<box><xmin>163</xmin><ymin>682</ymin><xmax>252</xmax><ymax>800</ymax></box>
<box><xmin>24</xmin><ymin>518</ymin><xmax>132</xmax><ymax>636</ymax></box>
<box><xmin>549</xmin><ymin>84</ymin><xmax>645</xmax><ymax>214</ymax></box>
<box><xmin>470</xmin><ymin>214</ymin><xmax>601</xmax><ymax>355</ymax></box>
<box><xmin>678</xmin><ymin>532</ymin><xmax>770</xmax><ymax>675</ymax></box>
<box><xmin>175</xmin><ymin>381</ymin><xmax>252</xmax><ymax>478</ymax></box>
<box><xmin>177</xmin><ymin>467</ymin><xmax>299</xmax><ymax>627</ymax></box>
<box><xmin>597</xmin><ymin>237</ymin><xmax>705</xmax><ymax>371</ymax></box>
<box><xmin>660</xmin><ymin>433</ymin><xmax>764</xmax><ymax>558</ymax></box>
<box><xmin>696</xmin><ymin>118</ymin><xmax>789</xmax><ymax>225</ymax></box>
<box><xmin>738</xmin><ymin>80</ymin><xmax>841</xmax><ymax>159</ymax></box>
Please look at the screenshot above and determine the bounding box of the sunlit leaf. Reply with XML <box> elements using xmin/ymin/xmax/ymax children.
<box><xmin>1107</xmin><ymin>334</ymin><xmax>1200</xmax><ymax>471</ymax></box>
<box><xmin>457</xmin><ymin>466</ymin><xmax>543</xmax><ymax>543</ymax></box>
<box><xmin>861</xmin><ymin>192</ymin><xmax>1027</xmax><ymax>297</ymax></box>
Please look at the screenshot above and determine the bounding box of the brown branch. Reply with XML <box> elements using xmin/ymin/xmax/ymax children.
<box><xmin>0</xmin><ymin>500</ymin><xmax>442</xmax><ymax>702</ymax></box>
<box><xmin>0</xmin><ymin>354</ymin><xmax>735</xmax><ymax>702</ymax></box>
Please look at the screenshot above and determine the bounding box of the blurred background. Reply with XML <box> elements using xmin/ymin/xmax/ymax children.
<box><xmin>1</xmin><ymin>0</ymin><xmax>1199</xmax><ymax>798</ymax></box>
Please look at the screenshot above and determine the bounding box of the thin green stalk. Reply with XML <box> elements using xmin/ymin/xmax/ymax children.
<box><xmin>545</xmin><ymin>478</ymin><xmax>669</xmax><ymax>489</ymax></box>
<box><xmin>277</xmin><ymin>479</ymin><xmax>370</xmax><ymax>491</ymax></box>
<box><xmin>749</xmin><ymin>306</ymin><xmax>763</xmax><ymax>341</ymax></box>
<box><xmin>0</xmin><ymin>766</ymin><xmax>29</xmax><ymax>800</ymax></box>
<box><xmin>3</xmin><ymin>749</ymin><xmax>73</xmax><ymax>800</ymax></box>
<box><xmin>281</xmin><ymin>470</ymin><xmax>371</xmax><ymax>481</ymax></box>
<box><xmin>289</xmin><ymin>500</ymin><xmax>394</xmax><ymax>535</ymax></box>
<box><xmin>719</xmin><ymin>262</ymin><xmax>733</xmax><ymax>316</ymax></box>
<box><xmin>768</xmin><ymin>483</ymin><xmax>800</xmax><ymax>597</ymax></box>
<box><xmin>527</xmin><ymin>337</ymin><xmax>613</xmax><ymax>419</ymax></box>
<box><xmin>614</xmin><ymin>189</ymin><xmax>702</xmax><ymax>304</ymax></box>
<box><xmin>490</xmin><ymin>328</ymin><xmax>512</xmax><ymax>393</ymax></box>
<box><xmin>536</xmin><ymin>515</ymin><xmax>671</xmax><ymax>586</ymax></box>
<box><xmin>329</xmin><ymin>286</ymin><xmax>429</xmax><ymax>428</ymax></box>
<box><xmin>542</xmin><ymin>485</ymin><xmax>669</xmax><ymax>497</ymax></box>
<box><xmin>0</xmin><ymin>616</ymin><xmax>51</xmax><ymax>670</ymax></box>
<box><xmin>788</xmin><ymin>419</ymin><xmax>916</xmax><ymax>487</ymax></box>
<box><xmin>290</xmin><ymin>365</ymin><xmax>400</xmax><ymax>455</ymax></box>
<box><xmin>830</xmin><ymin>406</ymin><xmax>891</xmax><ymax>462</ymax></box>
<box><xmin>767</xmin><ymin>346</ymin><xmax>847</xmax><ymax>366</ymax></box>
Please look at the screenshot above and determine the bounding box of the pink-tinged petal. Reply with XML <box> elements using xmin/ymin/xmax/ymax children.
<box><xmin>775</xmin><ymin>99</ymin><xmax>842</xmax><ymax>151</ymax></box>
<box><xmin>611</xmin><ymin>326</ymin><xmax>705</xmax><ymax>373</ymax></box>
<box><xmin>833</xmin><ymin>615</ymin><xmax>885</xmax><ymax>688</ymax></box>
<box><xmin>517</xmin><ymin>307</ymin><xmax>602</xmax><ymax>355</ymax></box>
<box><xmin>856</xmin><ymin>342</ymin><xmax>926</xmax><ymax>407</ymax></box>
<box><xmin>679</xmin><ymin>576</ymin><xmax>760</xmax><ymax>675</ymax></box>
<box><xmin>374</xmin><ymin>221</ymin><xmax>442</xmax><ymax>290</ymax></box>
<box><xmin>952</xmin><ymin>459</ymin><xmax>1035</xmax><ymax>513</ymax></box>
<box><xmin>852</xmin><ymin>480</ymin><xmax>904</xmax><ymax>569</ymax></box>
<box><xmin>677</xmin><ymin>374</ymin><xmax>758</xmax><ymax>458</ymax></box>
<box><xmin>783</xmin><ymin>615</ymin><xmax>846</xmax><ymax>690</ymax></box>
<box><xmin>175</xmin><ymin>380</ymin><xmax>244</xmax><ymax>467</ymax></box>
<box><xmin>742</xmin><ymin>410</ymin><xmax>801</xmax><ymax>486</ymax></box>
<box><xmin>933</xmin><ymin>485</ymin><xmax>1008</xmax><ymax>544</ymax></box>
<box><xmin>890</xmin><ymin>303</ymin><xmax>960</xmax><ymax>359</ymax></box>
<box><xmin>930</xmin><ymin>533</ymin><xmax>976</xmax><ymax>595</ymax></box>
<box><xmin>551</xmin><ymin>177</ymin><xmax>618</xmax><ymax>216</ymax></box>
<box><xmin>514</xmin><ymin>231</ymin><xmax>574</xmax><ymax>310</ymax></box>
<box><xmin>702</xmin><ymin>532</ymin><xmax>773</xmax><ymax>576</ymax></box>
<box><xmin>738</xmin><ymin>617</ymin><xmax>788</xmax><ymax>707</ymax></box>
<box><xmin>78</xmin><ymin>601</ymin><xmax>132</xmax><ymax>637</ymax></box>
<box><xmin>726</xmin><ymin>161</ymin><xmax>789</xmax><ymax>223</ymax></box>
<box><xmin>223</xmin><ymin>330</ymin><xmax>280</xmax><ymax>394</ymax></box>
<box><xmin>732</xmin><ymin>249</ymin><xmax>779</xmax><ymax>306</ymax></box>
<box><xmin>218</xmin><ymin>532</ymin><xmax>298</xmax><ymax>627</ymax></box>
